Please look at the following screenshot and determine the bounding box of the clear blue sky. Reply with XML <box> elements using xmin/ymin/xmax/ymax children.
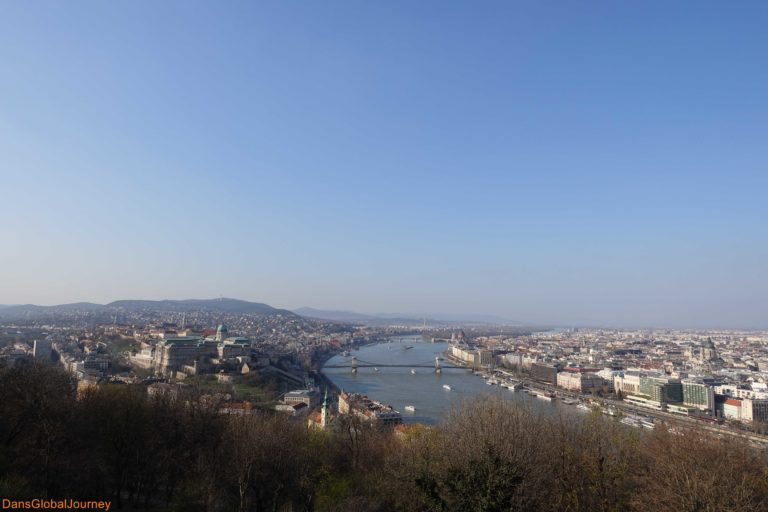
<box><xmin>1</xmin><ymin>1</ymin><xmax>766</xmax><ymax>328</ymax></box>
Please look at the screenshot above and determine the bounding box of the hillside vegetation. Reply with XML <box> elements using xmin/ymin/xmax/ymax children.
<box><xmin>1</xmin><ymin>362</ymin><xmax>766</xmax><ymax>511</ymax></box>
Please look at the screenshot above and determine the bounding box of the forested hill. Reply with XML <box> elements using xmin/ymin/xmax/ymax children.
<box><xmin>106</xmin><ymin>298</ymin><xmax>294</xmax><ymax>316</ymax></box>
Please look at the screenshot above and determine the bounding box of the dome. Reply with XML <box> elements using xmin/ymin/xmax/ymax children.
<box><xmin>217</xmin><ymin>324</ymin><xmax>228</xmax><ymax>333</ymax></box>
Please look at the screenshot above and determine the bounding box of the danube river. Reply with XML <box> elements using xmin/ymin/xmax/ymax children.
<box><xmin>323</xmin><ymin>335</ymin><xmax>577</xmax><ymax>425</ymax></box>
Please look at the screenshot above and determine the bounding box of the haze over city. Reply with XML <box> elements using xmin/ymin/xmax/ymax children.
<box><xmin>1</xmin><ymin>1</ymin><xmax>766</xmax><ymax>328</ymax></box>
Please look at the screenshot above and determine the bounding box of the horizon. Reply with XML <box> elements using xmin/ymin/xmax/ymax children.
<box><xmin>1</xmin><ymin>296</ymin><xmax>766</xmax><ymax>331</ymax></box>
<box><xmin>2</xmin><ymin>2</ymin><xmax>767</xmax><ymax>329</ymax></box>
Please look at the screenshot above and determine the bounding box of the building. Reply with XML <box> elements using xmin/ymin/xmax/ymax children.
<box><xmin>714</xmin><ymin>384</ymin><xmax>768</xmax><ymax>401</ymax></box>
<box><xmin>721</xmin><ymin>398</ymin><xmax>768</xmax><ymax>423</ymax></box>
<box><xmin>275</xmin><ymin>402</ymin><xmax>308</xmax><ymax>416</ymax></box>
<box><xmin>640</xmin><ymin>376</ymin><xmax>683</xmax><ymax>404</ymax></box>
<box><xmin>32</xmin><ymin>339</ymin><xmax>53</xmax><ymax>361</ymax></box>
<box><xmin>151</xmin><ymin>333</ymin><xmax>251</xmax><ymax>377</ymax></box>
<box><xmin>338</xmin><ymin>391</ymin><xmax>402</xmax><ymax>426</ymax></box>
<box><xmin>682</xmin><ymin>379</ymin><xmax>715</xmax><ymax>412</ymax></box>
<box><xmin>283</xmin><ymin>389</ymin><xmax>319</xmax><ymax>408</ymax></box>
<box><xmin>557</xmin><ymin>371</ymin><xmax>605</xmax><ymax>393</ymax></box>
<box><xmin>307</xmin><ymin>390</ymin><xmax>335</xmax><ymax>430</ymax></box>
<box><xmin>530</xmin><ymin>363</ymin><xmax>560</xmax><ymax>386</ymax></box>
<box><xmin>152</xmin><ymin>336</ymin><xmax>216</xmax><ymax>376</ymax></box>
<box><xmin>741</xmin><ymin>399</ymin><xmax>768</xmax><ymax>423</ymax></box>
<box><xmin>701</xmin><ymin>338</ymin><xmax>718</xmax><ymax>361</ymax></box>
<box><xmin>477</xmin><ymin>349</ymin><xmax>493</xmax><ymax>367</ymax></box>
<box><xmin>613</xmin><ymin>371</ymin><xmax>647</xmax><ymax>396</ymax></box>
<box><xmin>450</xmin><ymin>344</ymin><xmax>493</xmax><ymax>367</ymax></box>
<box><xmin>723</xmin><ymin>398</ymin><xmax>743</xmax><ymax>420</ymax></box>
<box><xmin>450</xmin><ymin>344</ymin><xmax>490</xmax><ymax>367</ymax></box>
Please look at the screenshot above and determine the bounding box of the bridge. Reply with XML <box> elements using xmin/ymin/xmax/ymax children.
<box><xmin>324</xmin><ymin>356</ymin><xmax>464</xmax><ymax>373</ymax></box>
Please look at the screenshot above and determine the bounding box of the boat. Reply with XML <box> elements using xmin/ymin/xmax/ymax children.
<box><xmin>341</xmin><ymin>350</ymin><xmax>350</xmax><ymax>357</ymax></box>
<box><xmin>576</xmin><ymin>403</ymin><xmax>592</xmax><ymax>412</ymax></box>
<box><xmin>410</xmin><ymin>369</ymin><xmax>416</xmax><ymax>374</ymax></box>
<box><xmin>486</xmin><ymin>379</ymin><xmax>496</xmax><ymax>386</ymax></box>
<box><xmin>404</xmin><ymin>346</ymin><xmax>414</xmax><ymax>350</ymax></box>
<box><xmin>404</xmin><ymin>405</ymin><xmax>416</xmax><ymax>412</ymax></box>
<box><xmin>536</xmin><ymin>394</ymin><xmax>553</xmax><ymax>401</ymax></box>
<box><xmin>374</xmin><ymin>367</ymin><xmax>379</xmax><ymax>372</ymax></box>
<box><xmin>561</xmin><ymin>399</ymin><xmax>577</xmax><ymax>405</ymax></box>
<box><xmin>443</xmin><ymin>384</ymin><xmax>452</xmax><ymax>391</ymax></box>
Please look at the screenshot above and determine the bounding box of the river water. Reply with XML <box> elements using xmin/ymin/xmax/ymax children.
<box><xmin>322</xmin><ymin>335</ymin><xmax>576</xmax><ymax>425</ymax></box>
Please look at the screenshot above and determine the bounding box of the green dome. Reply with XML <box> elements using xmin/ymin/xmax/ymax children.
<box><xmin>217</xmin><ymin>324</ymin><xmax>228</xmax><ymax>333</ymax></box>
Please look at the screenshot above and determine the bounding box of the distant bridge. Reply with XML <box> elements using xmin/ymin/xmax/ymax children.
<box><xmin>324</xmin><ymin>356</ymin><xmax>465</xmax><ymax>373</ymax></box>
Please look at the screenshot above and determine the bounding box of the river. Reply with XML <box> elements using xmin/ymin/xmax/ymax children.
<box><xmin>322</xmin><ymin>335</ymin><xmax>578</xmax><ymax>425</ymax></box>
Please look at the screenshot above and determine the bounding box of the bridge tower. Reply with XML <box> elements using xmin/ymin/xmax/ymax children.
<box><xmin>351</xmin><ymin>356</ymin><xmax>358</xmax><ymax>374</ymax></box>
<box><xmin>435</xmin><ymin>356</ymin><xmax>442</xmax><ymax>373</ymax></box>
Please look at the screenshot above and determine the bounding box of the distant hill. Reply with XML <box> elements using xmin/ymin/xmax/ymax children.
<box><xmin>107</xmin><ymin>298</ymin><xmax>295</xmax><ymax>316</ymax></box>
<box><xmin>0</xmin><ymin>302</ymin><xmax>104</xmax><ymax>317</ymax></box>
<box><xmin>0</xmin><ymin>298</ymin><xmax>294</xmax><ymax>320</ymax></box>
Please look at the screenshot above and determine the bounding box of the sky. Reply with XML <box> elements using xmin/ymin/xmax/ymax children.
<box><xmin>0</xmin><ymin>1</ymin><xmax>767</xmax><ymax>328</ymax></box>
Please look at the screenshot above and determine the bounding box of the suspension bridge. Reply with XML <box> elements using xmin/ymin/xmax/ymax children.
<box><xmin>323</xmin><ymin>356</ymin><xmax>465</xmax><ymax>373</ymax></box>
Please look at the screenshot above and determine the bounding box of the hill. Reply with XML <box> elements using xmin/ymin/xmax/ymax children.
<box><xmin>107</xmin><ymin>298</ymin><xmax>294</xmax><ymax>316</ymax></box>
<box><xmin>0</xmin><ymin>298</ymin><xmax>294</xmax><ymax>320</ymax></box>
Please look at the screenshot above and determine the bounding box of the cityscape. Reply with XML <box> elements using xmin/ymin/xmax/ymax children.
<box><xmin>2</xmin><ymin>1</ymin><xmax>768</xmax><ymax>511</ymax></box>
<box><xmin>3</xmin><ymin>302</ymin><xmax>768</xmax><ymax>435</ymax></box>
<box><xmin>2</xmin><ymin>300</ymin><xmax>768</xmax><ymax>509</ymax></box>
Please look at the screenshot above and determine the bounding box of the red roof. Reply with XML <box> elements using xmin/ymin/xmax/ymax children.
<box><xmin>724</xmin><ymin>398</ymin><xmax>742</xmax><ymax>407</ymax></box>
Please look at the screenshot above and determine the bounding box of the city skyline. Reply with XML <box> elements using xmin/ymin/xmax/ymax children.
<box><xmin>1</xmin><ymin>2</ymin><xmax>767</xmax><ymax>328</ymax></box>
